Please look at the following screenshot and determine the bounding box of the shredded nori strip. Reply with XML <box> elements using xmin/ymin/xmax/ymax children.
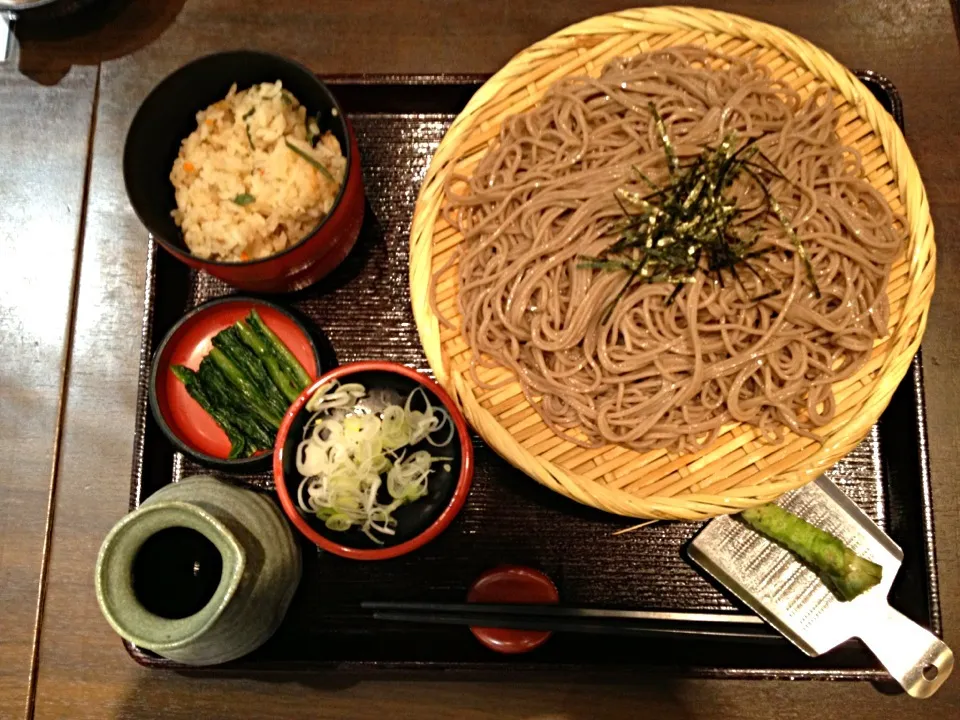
<box><xmin>580</xmin><ymin>104</ymin><xmax>820</xmax><ymax>319</ymax></box>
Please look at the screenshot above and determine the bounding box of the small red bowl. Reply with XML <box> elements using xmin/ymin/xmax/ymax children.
<box><xmin>149</xmin><ymin>296</ymin><xmax>322</xmax><ymax>473</ymax></box>
<box><xmin>467</xmin><ymin>566</ymin><xmax>560</xmax><ymax>654</ymax></box>
<box><xmin>124</xmin><ymin>50</ymin><xmax>364</xmax><ymax>293</ymax></box>
<box><xmin>274</xmin><ymin>362</ymin><xmax>474</xmax><ymax>560</ymax></box>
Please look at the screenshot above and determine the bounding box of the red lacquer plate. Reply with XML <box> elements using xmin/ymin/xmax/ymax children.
<box><xmin>149</xmin><ymin>296</ymin><xmax>321</xmax><ymax>472</ymax></box>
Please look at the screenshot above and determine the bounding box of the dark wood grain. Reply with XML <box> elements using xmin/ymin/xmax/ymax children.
<box><xmin>0</xmin><ymin>57</ymin><xmax>96</xmax><ymax>718</ymax></box>
<box><xmin>11</xmin><ymin>0</ymin><xmax>960</xmax><ymax>717</ymax></box>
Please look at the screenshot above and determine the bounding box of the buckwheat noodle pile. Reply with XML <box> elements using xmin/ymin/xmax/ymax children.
<box><xmin>433</xmin><ymin>48</ymin><xmax>903</xmax><ymax>454</ymax></box>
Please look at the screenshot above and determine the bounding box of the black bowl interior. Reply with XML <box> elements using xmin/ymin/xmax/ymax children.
<box><xmin>281</xmin><ymin>370</ymin><xmax>464</xmax><ymax>551</ymax></box>
<box><xmin>123</xmin><ymin>50</ymin><xmax>349</xmax><ymax>257</ymax></box>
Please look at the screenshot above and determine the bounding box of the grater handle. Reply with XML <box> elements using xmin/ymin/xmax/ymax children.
<box><xmin>857</xmin><ymin>606</ymin><xmax>953</xmax><ymax>698</ymax></box>
<box><xmin>1</xmin><ymin>11</ymin><xmax>15</xmax><ymax>64</ymax></box>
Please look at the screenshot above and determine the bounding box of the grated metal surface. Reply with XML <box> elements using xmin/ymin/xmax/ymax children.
<box><xmin>691</xmin><ymin>477</ymin><xmax>901</xmax><ymax>656</ymax></box>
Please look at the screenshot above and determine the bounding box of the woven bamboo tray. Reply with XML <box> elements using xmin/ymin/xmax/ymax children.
<box><xmin>409</xmin><ymin>6</ymin><xmax>935</xmax><ymax>521</ymax></box>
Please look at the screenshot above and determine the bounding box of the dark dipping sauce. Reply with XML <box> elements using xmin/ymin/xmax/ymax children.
<box><xmin>131</xmin><ymin>526</ymin><xmax>223</xmax><ymax>619</ymax></box>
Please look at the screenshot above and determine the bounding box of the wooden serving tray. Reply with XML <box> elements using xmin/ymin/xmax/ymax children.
<box><xmin>126</xmin><ymin>73</ymin><xmax>941</xmax><ymax>683</ymax></box>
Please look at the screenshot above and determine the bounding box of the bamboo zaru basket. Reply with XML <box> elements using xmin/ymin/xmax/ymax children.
<box><xmin>409</xmin><ymin>7</ymin><xmax>935</xmax><ymax>520</ymax></box>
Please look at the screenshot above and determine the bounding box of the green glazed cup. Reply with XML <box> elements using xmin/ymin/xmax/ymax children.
<box><xmin>95</xmin><ymin>475</ymin><xmax>301</xmax><ymax>665</ymax></box>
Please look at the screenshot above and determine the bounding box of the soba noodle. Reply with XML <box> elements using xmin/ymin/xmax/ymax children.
<box><xmin>434</xmin><ymin>48</ymin><xmax>903</xmax><ymax>454</ymax></box>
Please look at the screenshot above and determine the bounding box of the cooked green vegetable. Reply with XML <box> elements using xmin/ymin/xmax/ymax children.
<box><xmin>247</xmin><ymin>308</ymin><xmax>312</xmax><ymax>389</ymax></box>
<box><xmin>234</xmin><ymin>319</ymin><xmax>300</xmax><ymax>403</ymax></box>
<box><xmin>170</xmin><ymin>310</ymin><xmax>313</xmax><ymax>458</ymax></box>
<box><xmin>197</xmin><ymin>359</ymin><xmax>276</xmax><ymax>446</ymax></box>
<box><xmin>232</xmin><ymin>193</ymin><xmax>256</xmax><ymax>206</ymax></box>
<box><xmin>207</xmin><ymin>346</ymin><xmax>284</xmax><ymax>428</ymax></box>
<box><xmin>740</xmin><ymin>503</ymin><xmax>883</xmax><ymax>601</ymax></box>
<box><xmin>172</xmin><ymin>365</ymin><xmax>249</xmax><ymax>459</ymax></box>
<box><xmin>211</xmin><ymin>327</ymin><xmax>288</xmax><ymax>414</ymax></box>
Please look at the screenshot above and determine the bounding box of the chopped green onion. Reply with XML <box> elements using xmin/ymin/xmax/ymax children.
<box><xmin>232</xmin><ymin>193</ymin><xmax>256</xmax><ymax>206</ymax></box>
<box><xmin>295</xmin><ymin>380</ymin><xmax>455</xmax><ymax>543</ymax></box>
<box><xmin>325</xmin><ymin>514</ymin><xmax>352</xmax><ymax>531</ymax></box>
<box><xmin>285</xmin><ymin>139</ymin><xmax>335</xmax><ymax>182</ymax></box>
<box><xmin>307</xmin><ymin>112</ymin><xmax>322</xmax><ymax>146</ymax></box>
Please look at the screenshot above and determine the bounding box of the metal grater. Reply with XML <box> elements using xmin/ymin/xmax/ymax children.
<box><xmin>688</xmin><ymin>476</ymin><xmax>953</xmax><ymax>698</ymax></box>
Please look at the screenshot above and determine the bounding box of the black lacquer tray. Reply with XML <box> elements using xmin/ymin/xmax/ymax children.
<box><xmin>127</xmin><ymin>72</ymin><xmax>941</xmax><ymax>681</ymax></box>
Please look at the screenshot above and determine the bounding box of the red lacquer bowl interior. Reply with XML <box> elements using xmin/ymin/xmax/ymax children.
<box><xmin>274</xmin><ymin>361</ymin><xmax>474</xmax><ymax>560</ymax></box>
<box><xmin>151</xmin><ymin>297</ymin><xmax>319</xmax><ymax>465</ymax></box>
<box><xmin>467</xmin><ymin>566</ymin><xmax>559</xmax><ymax>654</ymax></box>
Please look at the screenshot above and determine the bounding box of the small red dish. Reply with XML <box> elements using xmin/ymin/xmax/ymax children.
<box><xmin>273</xmin><ymin>361</ymin><xmax>474</xmax><ymax>560</ymax></box>
<box><xmin>467</xmin><ymin>566</ymin><xmax>560</xmax><ymax>654</ymax></box>
<box><xmin>149</xmin><ymin>296</ymin><xmax>321</xmax><ymax>472</ymax></box>
<box><xmin>124</xmin><ymin>50</ymin><xmax>365</xmax><ymax>293</ymax></box>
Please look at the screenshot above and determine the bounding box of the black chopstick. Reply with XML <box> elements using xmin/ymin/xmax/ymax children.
<box><xmin>362</xmin><ymin>601</ymin><xmax>764</xmax><ymax>623</ymax></box>
<box><xmin>362</xmin><ymin>602</ymin><xmax>777</xmax><ymax>642</ymax></box>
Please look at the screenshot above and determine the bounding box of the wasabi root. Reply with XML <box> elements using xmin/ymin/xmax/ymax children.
<box><xmin>740</xmin><ymin>503</ymin><xmax>882</xmax><ymax>601</ymax></box>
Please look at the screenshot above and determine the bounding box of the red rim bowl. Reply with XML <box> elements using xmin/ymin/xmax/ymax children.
<box><xmin>149</xmin><ymin>296</ymin><xmax>322</xmax><ymax>473</ymax></box>
<box><xmin>273</xmin><ymin>361</ymin><xmax>474</xmax><ymax>560</ymax></box>
<box><xmin>124</xmin><ymin>50</ymin><xmax>365</xmax><ymax>293</ymax></box>
<box><xmin>467</xmin><ymin>566</ymin><xmax>559</xmax><ymax>654</ymax></box>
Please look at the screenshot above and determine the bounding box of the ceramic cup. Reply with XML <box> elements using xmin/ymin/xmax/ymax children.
<box><xmin>95</xmin><ymin>475</ymin><xmax>301</xmax><ymax>666</ymax></box>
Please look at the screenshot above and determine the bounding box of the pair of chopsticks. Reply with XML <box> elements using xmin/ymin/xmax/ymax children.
<box><xmin>362</xmin><ymin>602</ymin><xmax>778</xmax><ymax>642</ymax></box>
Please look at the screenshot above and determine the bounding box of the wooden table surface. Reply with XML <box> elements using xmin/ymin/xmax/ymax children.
<box><xmin>2</xmin><ymin>0</ymin><xmax>959</xmax><ymax>717</ymax></box>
